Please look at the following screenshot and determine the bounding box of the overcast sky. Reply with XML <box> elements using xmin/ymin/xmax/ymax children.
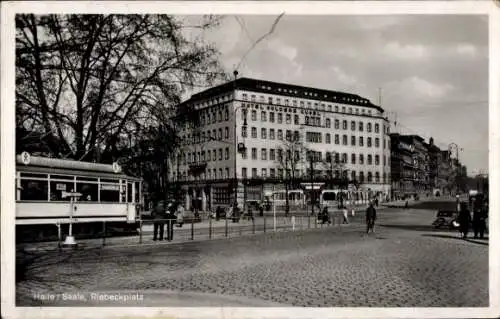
<box><xmin>182</xmin><ymin>14</ymin><xmax>488</xmax><ymax>176</ymax></box>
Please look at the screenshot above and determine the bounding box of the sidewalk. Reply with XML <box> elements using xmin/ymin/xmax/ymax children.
<box><xmin>18</xmin><ymin>206</ymin><xmax>384</xmax><ymax>253</ymax></box>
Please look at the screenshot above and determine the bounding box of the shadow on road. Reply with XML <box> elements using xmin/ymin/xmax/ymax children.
<box><xmin>378</xmin><ymin>224</ymin><xmax>455</xmax><ymax>232</ymax></box>
<box><xmin>421</xmin><ymin>234</ymin><xmax>489</xmax><ymax>246</ymax></box>
<box><xmin>408</xmin><ymin>201</ymin><xmax>457</xmax><ymax>211</ymax></box>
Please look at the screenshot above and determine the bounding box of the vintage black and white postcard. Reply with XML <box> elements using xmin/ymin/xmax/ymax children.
<box><xmin>1</xmin><ymin>1</ymin><xmax>499</xmax><ymax>319</ymax></box>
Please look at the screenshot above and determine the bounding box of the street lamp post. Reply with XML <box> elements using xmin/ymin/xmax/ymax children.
<box><xmin>448</xmin><ymin>143</ymin><xmax>463</xmax><ymax>195</ymax></box>
<box><xmin>232</xmin><ymin>70</ymin><xmax>248</xmax><ymax>214</ymax></box>
<box><xmin>309</xmin><ymin>155</ymin><xmax>315</xmax><ymax>218</ymax></box>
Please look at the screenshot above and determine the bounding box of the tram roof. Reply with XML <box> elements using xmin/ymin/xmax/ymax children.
<box><xmin>16</xmin><ymin>155</ymin><xmax>141</xmax><ymax>181</ymax></box>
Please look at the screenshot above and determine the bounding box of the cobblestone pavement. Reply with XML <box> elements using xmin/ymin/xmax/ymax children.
<box><xmin>16</xmin><ymin>208</ymin><xmax>489</xmax><ymax>307</ymax></box>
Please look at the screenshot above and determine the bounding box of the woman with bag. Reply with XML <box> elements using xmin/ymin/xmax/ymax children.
<box><xmin>176</xmin><ymin>202</ymin><xmax>185</xmax><ymax>228</ymax></box>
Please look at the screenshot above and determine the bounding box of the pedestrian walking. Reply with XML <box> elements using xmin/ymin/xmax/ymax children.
<box><xmin>321</xmin><ymin>207</ymin><xmax>330</xmax><ymax>224</ymax></box>
<box><xmin>458</xmin><ymin>202</ymin><xmax>471</xmax><ymax>239</ymax></box>
<box><xmin>176</xmin><ymin>202</ymin><xmax>185</xmax><ymax>228</ymax></box>
<box><xmin>215</xmin><ymin>206</ymin><xmax>221</xmax><ymax>221</ymax></box>
<box><xmin>164</xmin><ymin>202</ymin><xmax>174</xmax><ymax>241</ymax></box>
<box><xmin>473</xmin><ymin>206</ymin><xmax>486</xmax><ymax>239</ymax></box>
<box><xmin>152</xmin><ymin>201</ymin><xmax>166</xmax><ymax>241</ymax></box>
<box><xmin>248</xmin><ymin>206</ymin><xmax>254</xmax><ymax>221</ymax></box>
<box><xmin>365</xmin><ymin>202</ymin><xmax>377</xmax><ymax>234</ymax></box>
<box><xmin>342</xmin><ymin>206</ymin><xmax>349</xmax><ymax>224</ymax></box>
<box><xmin>259</xmin><ymin>202</ymin><xmax>264</xmax><ymax>217</ymax></box>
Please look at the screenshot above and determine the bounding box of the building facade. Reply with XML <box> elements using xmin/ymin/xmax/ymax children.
<box><xmin>390</xmin><ymin>133</ymin><xmax>416</xmax><ymax>198</ymax></box>
<box><xmin>438</xmin><ymin>150</ymin><xmax>452</xmax><ymax>195</ymax></box>
<box><xmin>391</xmin><ymin>134</ymin><xmax>449</xmax><ymax>198</ymax></box>
<box><xmin>170</xmin><ymin>78</ymin><xmax>391</xmax><ymax>211</ymax></box>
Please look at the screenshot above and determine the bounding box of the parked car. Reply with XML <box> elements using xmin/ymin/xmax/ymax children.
<box><xmin>432</xmin><ymin>210</ymin><xmax>459</xmax><ymax>229</ymax></box>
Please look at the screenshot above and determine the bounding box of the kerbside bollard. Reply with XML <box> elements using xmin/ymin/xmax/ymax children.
<box><xmin>308</xmin><ymin>215</ymin><xmax>311</xmax><ymax>229</ymax></box>
<box><xmin>292</xmin><ymin>216</ymin><xmax>295</xmax><ymax>231</ymax></box>
<box><xmin>56</xmin><ymin>223</ymin><xmax>62</xmax><ymax>251</ymax></box>
<box><xmin>209</xmin><ymin>216</ymin><xmax>212</xmax><ymax>239</ymax></box>
<box><xmin>191</xmin><ymin>219</ymin><xmax>194</xmax><ymax>240</ymax></box>
<box><xmin>102</xmin><ymin>221</ymin><xmax>106</xmax><ymax>247</ymax></box>
<box><xmin>263</xmin><ymin>214</ymin><xmax>266</xmax><ymax>233</ymax></box>
<box><xmin>225</xmin><ymin>216</ymin><xmax>228</xmax><ymax>237</ymax></box>
<box><xmin>139</xmin><ymin>220</ymin><xmax>143</xmax><ymax>244</ymax></box>
<box><xmin>252</xmin><ymin>218</ymin><xmax>255</xmax><ymax>234</ymax></box>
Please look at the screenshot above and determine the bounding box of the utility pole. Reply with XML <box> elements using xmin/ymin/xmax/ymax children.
<box><xmin>232</xmin><ymin>70</ymin><xmax>239</xmax><ymax>209</ymax></box>
<box><xmin>310</xmin><ymin>156</ymin><xmax>314</xmax><ymax>217</ymax></box>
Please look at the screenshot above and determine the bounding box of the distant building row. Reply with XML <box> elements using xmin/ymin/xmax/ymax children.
<box><xmin>389</xmin><ymin>134</ymin><xmax>460</xmax><ymax>199</ymax></box>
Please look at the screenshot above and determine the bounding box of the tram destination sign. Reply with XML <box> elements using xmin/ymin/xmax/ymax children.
<box><xmin>101</xmin><ymin>184</ymin><xmax>120</xmax><ymax>191</ymax></box>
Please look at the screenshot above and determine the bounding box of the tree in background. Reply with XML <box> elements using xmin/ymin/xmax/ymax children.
<box><xmin>16</xmin><ymin>14</ymin><xmax>226</xmax><ymax>162</ymax></box>
<box><xmin>16</xmin><ymin>14</ymin><xmax>227</xmax><ymax>201</ymax></box>
<box><xmin>275</xmin><ymin>131</ymin><xmax>308</xmax><ymax>215</ymax></box>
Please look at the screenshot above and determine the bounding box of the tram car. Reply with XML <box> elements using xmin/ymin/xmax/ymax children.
<box><xmin>15</xmin><ymin>153</ymin><xmax>142</xmax><ymax>243</ymax></box>
<box><xmin>268</xmin><ymin>189</ymin><xmax>306</xmax><ymax>210</ymax></box>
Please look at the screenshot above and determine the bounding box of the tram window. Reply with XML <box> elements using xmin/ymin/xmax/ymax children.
<box><xmin>135</xmin><ymin>182</ymin><xmax>140</xmax><ymax>203</ymax></box>
<box><xmin>100</xmin><ymin>184</ymin><xmax>120</xmax><ymax>202</ymax></box>
<box><xmin>76</xmin><ymin>183</ymin><xmax>98</xmax><ymax>201</ymax></box>
<box><xmin>322</xmin><ymin>192</ymin><xmax>336</xmax><ymax>201</ymax></box>
<box><xmin>127</xmin><ymin>182</ymin><xmax>133</xmax><ymax>203</ymax></box>
<box><xmin>50</xmin><ymin>181</ymin><xmax>75</xmax><ymax>201</ymax></box>
<box><xmin>20</xmin><ymin>180</ymin><xmax>48</xmax><ymax>201</ymax></box>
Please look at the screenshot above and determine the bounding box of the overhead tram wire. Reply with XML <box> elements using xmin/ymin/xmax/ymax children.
<box><xmin>234</xmin><ymin>15</ymin><xmax>254</xmax><ymax>44</ymax></box>
<box><xmin>235</xmin><ymin>12</ymin><xmax>285</xmax><ymax>72</ymax></box>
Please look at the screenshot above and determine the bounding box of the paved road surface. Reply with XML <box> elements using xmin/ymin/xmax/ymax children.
<box><xmin>16</xmin><ymin>207</ymin><xmax>488</xmax><ymax>307</ymax></box>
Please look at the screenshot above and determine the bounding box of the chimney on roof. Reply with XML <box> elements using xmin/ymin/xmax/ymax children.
<box><xmin>429</xmin><ymin>137</ymin><xmax>434</xmax><ymax>145</ymax></box>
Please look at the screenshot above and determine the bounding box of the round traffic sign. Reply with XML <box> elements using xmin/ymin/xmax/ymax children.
<box><xmin>112</xmin><ymin>162</ymin><xmax>121</xmax><ymax>173</ymax></box>
<box><xmin>21</xmin><ymin>151</ymin><xmax>31</xmax><ymax>165</ymax></box>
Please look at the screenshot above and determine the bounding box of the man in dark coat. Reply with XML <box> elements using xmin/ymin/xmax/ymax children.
<box><xmin>473</xmin><ymin>206</ymin><xmax>486</xmax><ymax>239</ymax></box>
<box><xmin>458</xmin><ymin>202</ymin><xmax>471</xmax><ymax>239</ymax></box>
<box><xmin>366</xmin><ymin>202</ymin><xmax>377</xmax><ymax>234</ymax></box>
<box><xmin>165</xmin><ymin>202</ymin><xmax>176</xmax><ymax>241</ymax></box>
<box><xmin>152</xmin><ymin>201</ymin><xmax>166</xmax><ymax>241</ymax></box>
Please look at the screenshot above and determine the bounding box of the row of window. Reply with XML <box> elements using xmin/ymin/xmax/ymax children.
<box><xmin>246</xmin><ymin>127</ymin><xmax>387</xmax><ymax>149</ymax></box>
<box><xmin>174</xmin><ymin>168</ymin><xmax>231</xmax><ymax>181</ymax></box>
<box><xmin>180</xmin><ymin>147</ymin><xmax>231</xmax><ymax>165</ymax></box>
<box><xmin>242</xmin><ymin>93</ymin><xmax>374</xmax><ymax>114</ymax></box>
<box><xmin>243</xmin><ymin>127</ymin><xmax>301</xmax><ymax>142</ymax></box>
<box><xmin>182</xmin><ymin>127</ymin><xmax>230</xmax><ymax>145</ymax></box>
<box><xmin>17</xmin><ymin>176</ymin><xmax>140</xmax><ymax>203</ymax></box>
<box><xmin>198</xmin><ymin>106</ymin><xmax>230</xmax><ymax>126</ymax></box>
<box><xmin>241</xmin><ymin>167</ymin><xmax>387</xmax><ymax>183</ymax></box>
<box><xmin>244</xmin><ymin>109</ymin><xmax>387</xmax><ymax>134</ymax></box>
<box><xmin>243</xmin><ymin>148</ymin><xmax>388</xmax><ymax>166</ymax></box>
<box><xmin>174</xmin><ymin>168</ymin><xmax>389</xmax><ymax>184</ymax></box>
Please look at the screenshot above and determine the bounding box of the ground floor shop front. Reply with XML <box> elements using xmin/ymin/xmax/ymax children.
<box><xmin>177</xmin><ymin>179</ymin><xmax>391</xmax><ymax>212</ymax></box>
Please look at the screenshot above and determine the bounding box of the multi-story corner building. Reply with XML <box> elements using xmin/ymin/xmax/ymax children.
<box><xmin>438</xmin><ymin>150</ymin><xmax>452</xmax><ymax>194</ymax></box>
<box><xmin>390</xmin><ymin>133</ymin><xmax>416</xmax><ymax>198</ymax></box>
<box><xmin>425</xmin><ymin>137</ymin><xmax>440</xmax><ymax>191</ymax></box>
<box><xmin>170</xmin><ymin>78</ymin><xmax>391</xmax><ymax>211</ymax></box>
<box><xmin>411</xmin><ymin>135</ymin><xmax>431</xmax><ymax>195</ymax></box>
<box><xmin>391</xmin><ymin>134</ymin><xmax>436</xmax><ymax>198</ymax></box>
